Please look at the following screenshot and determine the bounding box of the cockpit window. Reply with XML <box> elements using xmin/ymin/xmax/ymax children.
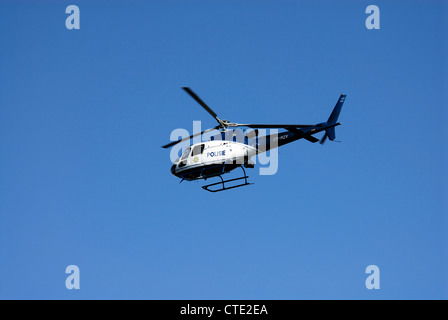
<box><xmin>192</xmin><ymin>144</ymin><xmax>205</xmax><ymax>156</ymax></box>
<box><xmin>181</xmin><ymin>147</ymin><xmax>191</xmax><ymax>160</ymax></box>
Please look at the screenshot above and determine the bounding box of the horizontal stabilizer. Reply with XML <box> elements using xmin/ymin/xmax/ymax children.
<box><xmin>304</xmin><ymin>135</ymin><xmax>319</xmax><ymax>143</ymax></box>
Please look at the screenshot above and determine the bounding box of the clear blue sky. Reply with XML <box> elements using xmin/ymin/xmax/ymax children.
<box><xmin>0</xmin><ymin>0</ymin><xmax>446</xmax><ymax>299</ymax></box>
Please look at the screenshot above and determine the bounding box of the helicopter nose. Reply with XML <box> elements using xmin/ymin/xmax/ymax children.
<box><xmin>170</xmin><ymin>164</ymin><xmax>177</xmax><ymax>176</ymax></box>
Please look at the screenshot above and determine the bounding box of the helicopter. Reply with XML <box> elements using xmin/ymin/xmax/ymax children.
<box><xmin>162</xmin><ymin>87</ymin><xmax>346</xmax><ymax>192</ymax></box>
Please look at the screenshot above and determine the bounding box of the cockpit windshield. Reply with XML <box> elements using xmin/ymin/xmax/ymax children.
<box><xmin>181</xmin><ymin>147</ymin><xmax>191</xmax><ymax>160</ymax></box>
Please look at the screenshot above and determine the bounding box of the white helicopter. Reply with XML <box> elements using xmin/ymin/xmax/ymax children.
<box><xmin>163</xmin><ymin>87</ymin><xmax>346</xmax><ymax>192</ymax></box>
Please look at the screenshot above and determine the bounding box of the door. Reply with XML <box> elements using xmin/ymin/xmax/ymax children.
<box><xmin>190</xmin><ymin>143</ymin><xmax>205</xmax><ymax>166</ymax></box>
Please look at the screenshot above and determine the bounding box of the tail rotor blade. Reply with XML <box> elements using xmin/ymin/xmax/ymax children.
<box><xmin>320</xmin><ymin>133</ymin><xmax>328</xmax><ymax>145</ymax></box>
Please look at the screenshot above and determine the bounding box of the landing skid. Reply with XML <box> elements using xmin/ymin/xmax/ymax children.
<box><xmin>202</xmin><ymin>166</ymin><xmax>253</xmax><ymax>192</ymax></box>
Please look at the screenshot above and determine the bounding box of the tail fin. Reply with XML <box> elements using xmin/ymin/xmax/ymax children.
<box><xmin>328</xmin><ymin>94</ymin><xmax>346</xmax><ymax>125</ymax></box>
<box><xmin>320</xmin><ymin>94</ymin><xmax>346</xmax><ymax>144</ymax></box>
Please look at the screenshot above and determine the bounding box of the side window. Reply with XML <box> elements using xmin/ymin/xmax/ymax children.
<box><xmin>192</xmin><ymin>144</ymin><xmax>204</xmax><ymax>156</ymax></box>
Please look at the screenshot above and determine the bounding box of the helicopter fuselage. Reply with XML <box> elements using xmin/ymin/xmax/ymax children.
<box><xmin>171</xmin><ymin>140</ymin><xmax>257</xmax><ymax>181</ymax></box>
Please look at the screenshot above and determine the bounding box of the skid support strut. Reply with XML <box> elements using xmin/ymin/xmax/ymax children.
<box><xmin>202</xmin><ymin>166</ymin><xmax>253</xmax><ymax>192</ymax></box>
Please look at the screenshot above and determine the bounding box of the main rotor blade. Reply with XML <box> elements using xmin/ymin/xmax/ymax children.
<box><xmin>182</xmin><ymin>87</ymin><xmax>221</xmax><ymax>123</ymax></box>
<box><xmin>161</xmin><ymin>126</ymin><xmax>220</xmax><ymax>149</ymax></box>
<box><xmin>240</xmin><ymin>124</ymin><xmax>314</xmax><ymax>129</ymax></box>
